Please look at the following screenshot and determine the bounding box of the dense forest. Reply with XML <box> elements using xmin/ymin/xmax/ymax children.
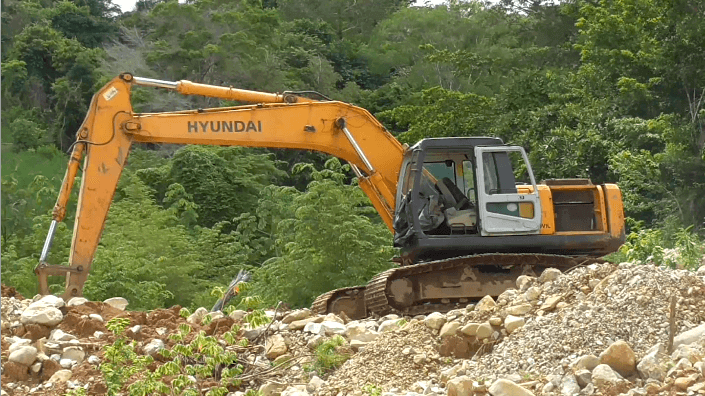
<box><xmin>1</xmin><ymin>0</ymin><xmax>704</xmax><ymax>310</ymax></box>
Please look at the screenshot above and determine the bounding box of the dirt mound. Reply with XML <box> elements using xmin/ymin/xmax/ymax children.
<box><xmin>2</xmin><ymin>284</ymin><xmax>24</xmax><ymax>299</ymax></box>
<box><xmin>2</xmin><ymin>264</ymin><xmax>704</xmax><ymax>396</ymax></box>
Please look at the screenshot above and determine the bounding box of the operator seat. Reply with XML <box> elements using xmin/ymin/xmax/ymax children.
<box><xmin>437</xmin><ymin>177</ymin><xmax>473</xmax><ymax>210</ymax></box>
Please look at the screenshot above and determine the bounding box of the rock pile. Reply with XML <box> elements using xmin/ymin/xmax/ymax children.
<box><xmin>1</xmin><ymin>262</ymin><xmax>704</xmax><ymax>396</ymax></box>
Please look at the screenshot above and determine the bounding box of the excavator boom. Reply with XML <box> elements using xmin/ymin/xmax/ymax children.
<box><xmin>35</xmin><ymin>73</ymin><xmax>405</xmax><ymax>299</ymax></box>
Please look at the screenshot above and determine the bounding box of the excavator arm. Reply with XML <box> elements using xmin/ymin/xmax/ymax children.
<box><xmin>36</xmin><ymin>73</ymin><xmax>405</xmax><ymax>299</ymax></box>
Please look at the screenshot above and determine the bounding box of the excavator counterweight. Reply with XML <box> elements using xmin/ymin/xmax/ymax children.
<box><xmin>36</xmin><ymin>74</ymin><xmax>625</xmax><ymax>317</ymax></box>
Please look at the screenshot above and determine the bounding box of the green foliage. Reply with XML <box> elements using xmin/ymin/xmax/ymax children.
<box><xmin>137</xmin><ymin>146</ymin><xmax>285</xmax><ymax>229</ymax></box>
<box><xmin>8</xmin><ymin>118</ymin><xmax>47</xmax><ymax>151</ymax></box>
<box><xmin>379</xmin><ymin>87</ymin><xmax>497</xmax><ymax>142</ymax></box>
<box><xmin>101</xmin><ymin>318</ymin><xmax>153</xmax><ymax>396</ymax></box>
<box><xmin>100</xmin><ymin>317</ymin><xmax>244</xmax><ymax>395</ymax></box>
<box><xmin>611</xmin><ymin>222</ymin><xmax>704</xmax><ymax>270</ymax></box>
<box><xmin>362</xmin><ymin>384</ymin><xmax>383</xmax><ymax>396</ymax></box>
<box><xmin>252</xmin><ymin>159</ymin><xmax>395</xmax><ymax>308</ymax></box>
<box><xmin>278</xmin><ymin>0</ymin><xmax>406</xmax><ymax>40</ymax></box>
<box><xmin>243</xmin><ymin>309</ymin><xmax>271</xmax><ymax>329</ymax></box>
<box><xmin>83</xmin><ymin>172</ymin><xmax>202</xmax><ymax>309</ymax></box>
<box><xmin>306</xmin><ymin>335</ymin><xmax>350</xmax><ymax>376</ymax></box>
<box><xmin>64</xmin><ymin>387</ymin><xmax>87</xmax><ymax>396</ymax></box>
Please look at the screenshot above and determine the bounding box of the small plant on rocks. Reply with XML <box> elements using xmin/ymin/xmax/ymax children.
<box><xmin>362</xmin><ymin>383</ymin><xmax>383</xmax><ymax>396</ymax></box>
<box><xmin>243</xmin><ymin>309</ymin><xmax>270</xmax><ymax>328</ymax></box>
<box><xmin>64</xmin><ymin>387</ymin><xmax>87</xmax><ymax>396</ymax></box>
<box><xmin>99</xmin><ymin>317</ymin><xmax>246</xmax><ymax>395</ymax></box>
<box><xmin>101</xmin><ymin>317</ymin><xmax>152</xmax><ymax>396</ymax></box>
<box><xmin>306</xmin><ymin>335</ymin><xmax>350</xmax><ymax>376</ymax></box>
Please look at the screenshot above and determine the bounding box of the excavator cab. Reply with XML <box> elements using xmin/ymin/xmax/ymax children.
<box><xmin>393</xmin><ymin>137</ymin><xmax>543</xmax><ymax>262</ymax></box>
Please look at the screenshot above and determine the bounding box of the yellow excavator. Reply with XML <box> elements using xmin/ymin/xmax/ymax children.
<box><xmin>35</xmin><ymin>74</ymin><xmax>625</xmax><ymax>319</ymax></box>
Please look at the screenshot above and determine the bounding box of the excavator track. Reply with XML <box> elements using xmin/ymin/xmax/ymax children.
<box><xmin>365</xmin><ymin>253</ymin><xmax>605</xmax><ymax>316</ymax></box>
<box><xmin>312</xmin><ymin>254</ymin><xmax>605</xmax><ymax>319</ymax></box>
<box><xmin>311</xmin><ymin>285</ymin><xmax>367</xmax><ymax>320</ymax></box>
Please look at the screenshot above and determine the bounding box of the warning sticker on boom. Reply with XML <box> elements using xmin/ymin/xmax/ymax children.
<box><xmin>103</xmin><ymin>87</ymin><xmax>118</xmax><ymax>101</ymax></box>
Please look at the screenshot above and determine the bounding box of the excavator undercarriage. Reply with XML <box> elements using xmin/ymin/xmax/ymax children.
<box><xmin>312</xmin><ymin>253</ymin><xmax>606</xmax><ymax>319</ymax></box>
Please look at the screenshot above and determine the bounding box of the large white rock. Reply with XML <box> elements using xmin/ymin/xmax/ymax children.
<box><xmin>591</xmin><ymin>364</ymin><xmax>624</xmax><ymax>388</ymax></box>
<box><xmin>424</xmin><ymin>312</ymin><xmax>447</xmax><ymax>330</ymax></box>
<box><xmin>265</xmin><ymin>334</ymin><xmax>288</xmax><ymax>360</ymax></box>
<box><xmin>48</xmin><ymin>369</ymin><xmax>72</xmax><ymax>383</ymax></box>
<box><xmin>349</xmin><ymin>339</ymin><xmax>369</xmax><ymax>351</ymax></box>
<box><xmin>599</xmin><ymin>340</ymin><xmax>636</xmax><ymax>377</ymax></box>
<box><xmin>37</xmin><ymin>295</ymin><xmax>65</xmax><ymax>309</ymax></box>
<box><xmin>8</xmin><ymin>339</ymin><xmax>31</xmax><ymax>354</ymax></box>
<box><xmin>524</xmin><ymin>287</ymin><xmax>542</xmax><ymax>301</ymax></box>
<box><xmin>504</xmin><ymin>315</ymin><xmax>525</xmax><ymax>334</ymax></box>
<box><xmin>538</xmin><ymin>268</ymin><xmax>562</xmax><ymax>283</ymax></box>
<box><xmin>460</xmin><ymin>323</ymin><xmax>480</xmax><ymax>336</ymax></box>
<box><xmin>281</xmin><ymin>385</ymin><xmax>308</xmax><ymax>396</ymax></box>
<box><xmin>61</xmin><ymin>346</ymin><xmax>85</xmax><ymax>363</ymax></box>
<box><xmin>439</xmin><ymin>321</ymin><xmax>461</xmax><ymax>337</ymax></box>
<box><xmin>378</xmin><ymin>318</ymin><xmax>403</xmax><ymax>333</ymax></box>
<box><xmin>506</xmin><ymin>304</ymin><xmax>532</xmax><ymax>316</ymax></box>
<box><xmin>282</xmin><ymin>309</ymin><xmax>311</xmax><ymax>324</ymax></box>
<box><xmin>323</xmin><ymin>313</ymin><xmax>344</xmax><ymax>324</ymax></box>
<box><xmin>440</xmin><ymin>364</ymin><xmax>462</xmax><ymax>384</ymax></box>
<box><xmin>289</xmin><ymin>316</ymin><xmax>323</xmax><ymax>331</ymax></box>
<box><xmin>103</xmin><ymin>297</ymin><xmax>128</xmax><ymax>310</ymax></box>
<box><xmin>208</xmin><ymin>311</ymin><xmax>224</xmax><ymax>321</ymax></box>
<box><xmin>89</xmin><ymin>313</ymin><xmax>104</xmax><ymax>322</ymax></box>
<box><xmin>229</xmin><ymin>310</ymin><xmax>247</xmax><ymax>321</ymax></box>
<box><xmin>575</xmin><ymin>369</ymin><xmax>592</xmax><ymax>388</ymax></box>
<box><xmin>637</xmin><ymin>344</ymin><xmax>665</xmax><ymax>381</ymax></box>
<box><xmin>259</xmin><ymin>381</ymin><xmax>286</xmax><ymax>396</ymax></box>
<box><xmin>476</xmin><ymin>295</ymin><xmax>497</xmax><ymax>312</ymax></box>
<box><xmin>20</xmin><ymin>303</ymin><xmax>63</xmax><ymax>326</ymax></box>
<box><xmin>143</xmin><ymin>339</ymin><xmax>165</xmax><ymax>356</ymax></box>
<box><xmin>516</xmin><ymin>275</ymin><xmax>533</xmax><ymax>291</ymax></box>
<box><xmin>187</xmin><ymin>307</ymin><xmax>208</xmax><ymax>324</ymax></box>
<box><xmin>320</xmin><ymin>321</ymin><xmax>346</xmax><ymax>335</ymax></box>
<box><xmin>672</xmin><ymin>323</ymin><xmax>705</xmax><ymax>350</ymax></box>
<box><xmin>307</xmin><ymin>376</ymin><xmax>325</xmax><ymax>393</ymax></box>
<box><xmin>66</xmin><ymin>297</ymin><xmax>88</xmax><ymax>307</ymax></box>
<box><xmin>447</xmin><ymin>375</ymin><xmax>474</xmax><ymax>396</ymax></box>
<box><xmin>488</xmin><ymin>379</ymin><xmax>535</xmax><ymax>396</ymax></box>
<box><xmin>695</xmin><ymin>361</ymin><xmax>705</xmax><ymax>376</ymax></box>
<box><xmin>9</xmin><ymin>346</ymin><xmax>38</xmax><ymax>366</ymax></box>
<box><xmin>571</xmin><ymin>354</ymin><xmax>600</xmax><ymax>371</ymax></box>
<box><xmin>304</xmin><ymin>322</ymin><xmax>324</xmax><ymax>335</ymax></box>
<box><xmin>475</xmin><ymin>323</ymin><xmax>493</xmax><ymax>340</ymax></box>
<box><xmin>561</xmin><ymin>375</ymin><xmax>581</xmax><ymax>395</ymax></box>
<box><xmin>243</xmin><ymin>327</ymin><xmax>263</xmax><ymax>340</ymax></box>
<box><xmin>60</xmin><ymin>358</ymin><xmax>75</xmax><ymax>368</ymax></box>
<box><xmin>539</xmin><ymin>295</ymin><xmax>562</xmax><ymax>311</ymax></box>
<box><xmin>345</xmin><ymin>322</ymin><xmax>380</xmax><ymax>343</ymax></box>
<box><xmin>50</xmin><ymin>329</ymin><xmax>77</xmax><ymax>342</ymax></box>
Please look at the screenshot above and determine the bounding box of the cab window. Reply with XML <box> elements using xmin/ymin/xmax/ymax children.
<box><xmin>423</xmin><ymin>161</ymin><xmax>455</xmax><ymax>184</ymax></box>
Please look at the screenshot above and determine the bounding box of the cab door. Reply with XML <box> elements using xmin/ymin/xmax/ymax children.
<box><xmin>474</xmin><ymin>146</ymin><xmax>542</xmax><ymax>235</ymax></box>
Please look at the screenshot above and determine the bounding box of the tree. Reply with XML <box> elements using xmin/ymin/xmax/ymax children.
<box><xmin>136</xmin><ymin>146</ymin><xmax>285</xmax><ymax>229</ymax></box>
<box><xmin>84</xmin><ymin>172</ymin><xmax>204</xmax><ymax>309</ymax></box>
<box><xmin>278</xmin><ymin>0</ymin><xmax>409</xmax><ymax>40</ymax></box>
<box><xmin>252</xmin><ymin>159</ymin><xmax>395</xmax><ymax>307</ymax></box>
